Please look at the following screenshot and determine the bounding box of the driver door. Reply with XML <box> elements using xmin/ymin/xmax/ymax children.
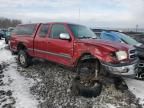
<box><xmin>47</xmin><ymin>23</ymin><xmax>74</xmax><ymax>66</ymax></box>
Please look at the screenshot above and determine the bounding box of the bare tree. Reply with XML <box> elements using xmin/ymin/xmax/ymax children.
<box><xmin>0</xmin><ymin>17</ymin><xmax>22</xmax><ymax>29</ymax></box>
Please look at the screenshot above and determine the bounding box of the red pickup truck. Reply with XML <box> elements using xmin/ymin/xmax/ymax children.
<box><xmin>10</xmin><ymin>22</ymin><xmax>138</xmax><ymax>78</ymax></box>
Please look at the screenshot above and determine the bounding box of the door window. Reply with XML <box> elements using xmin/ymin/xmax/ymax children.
<box><xmin>50</xmin><ymin>24</ymin><xmax>68</xmax><ymax>39</ymax></box>
<box><xmin>39</xmin><ymin>24</ymin><xmax>49</xmax><ymax>37</ymax></box>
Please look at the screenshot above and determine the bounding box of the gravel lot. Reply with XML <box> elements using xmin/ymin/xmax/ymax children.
<box><xmin>16</xmin><ymin>59</ymin><xmax>141</xmax><ymax>108</ymax></box>
<box><xmin>0</xmin><ymin>39</ymin><xmax>143</xmax><ymax>108</ymax></box>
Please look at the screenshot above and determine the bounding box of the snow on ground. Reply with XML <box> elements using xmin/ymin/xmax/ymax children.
<box><xmin>3</xmin><ymin>63</ymin><xmax>38</xmax><ymax>108</ymax></box>
<box><xmin>0</xmin><ymin>39</ymin><xmax>39</xmax><ymax>108</ymax></box>
<box><xmin>0</xmin><ymin>39</ymin><xmax>14</xmax><ymax>63</ymax></box>
<box><xmin>106</xmin><ymin>104</ymin><xmax>117</xmax><ymax>108</ymax></box>
<box><xmin>0</xmin><ymin>39</ymin><xmax>6</xmax><ymax>49</ymax></box>
<box><xmin>125</xmin><ymin>78</ymin><xmax>144</xmax><ymax>106</ymax></box>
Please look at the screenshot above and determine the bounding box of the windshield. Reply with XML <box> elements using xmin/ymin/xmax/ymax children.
<box><xmin>115</xmin><ymin>32</ymin><xmax>140</xmax><ymax>46</ymax></box>
<box><xmin>68</xmin><ymin>24</ymin><xmax>97</xmax><ymax>39</ymax></box>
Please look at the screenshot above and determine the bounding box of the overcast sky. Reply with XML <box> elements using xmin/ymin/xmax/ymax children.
<box><xmin>0</xmin><ymin>0</ymin><xmax>144</xmax><ymax>28</ymax></box>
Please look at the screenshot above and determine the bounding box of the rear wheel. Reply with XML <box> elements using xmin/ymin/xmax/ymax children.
<box><xmin>18</xmin><ymin>50</ymin><xmax>32</xmax><ymax>67</ymax></box>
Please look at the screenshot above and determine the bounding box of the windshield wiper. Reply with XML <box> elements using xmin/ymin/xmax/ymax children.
<box><xmin>90</xmin><ymin>37</ymin><xmax>97</xmax><ymax>39</ymax></box>
<box><xmin>78</xmin><ymin>36</ymin><xmax>96</xmax><ymax>39</ymax></box>
<box><xmin>78</xmin><ymin>36</ymin><xmax>91</xmax><ymax>39</ymax></box>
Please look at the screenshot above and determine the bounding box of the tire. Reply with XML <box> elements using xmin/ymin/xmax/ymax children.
<box><xmin>71</xmin><ymin>76</ymin><xmax>102</xmax><ymax>98</ymax></box>
<box><xmin>99</xmin><ymin>65</ymin><xmax>110</xmax><ymax>76</ymax></box>
<box><xmin>18</xmin><ymin>50</ymin><xmax>32</xmax><ymax>68</ymax></box>
<box><xmin>5</xmin><ymin>38</ymin><xmax>8</xmax><ymax>44</ymax></box>
<box><xmin>11</xmin><ymin>51</ymin><xmax>17</xmax><ymax>55</ymax></box>
<box><xmin>76</xmin><ymin>59</ymin><xmax>100</xmax><ymax>81</ymax></box>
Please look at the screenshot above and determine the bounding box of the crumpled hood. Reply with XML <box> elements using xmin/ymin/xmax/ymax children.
<box><xmin>76</xmin><ymin>39</ymin><xmax>134</xmax><ymax>51</ymax></box>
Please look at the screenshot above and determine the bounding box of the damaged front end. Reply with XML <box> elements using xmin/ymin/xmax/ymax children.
<box><xmin>101</xmin><ymin>48</ymin><xmax>139</xmax><ymax>77</ymax></box>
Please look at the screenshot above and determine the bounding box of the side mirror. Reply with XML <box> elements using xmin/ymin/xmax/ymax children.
<box><xmin>59</xmin><ymin>33</ymin><xmax>70</xmax><ymax>40</ymax></box>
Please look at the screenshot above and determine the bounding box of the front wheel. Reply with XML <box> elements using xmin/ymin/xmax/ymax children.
<box><xmin>18</xmin><ymin>50</ymin><xmax>32</xmax><ymax>68</ymax></box>
<box><xmin>76</xmin><ymin>59</ymin><xmax>100</xmax><ymax>81</ymax></box>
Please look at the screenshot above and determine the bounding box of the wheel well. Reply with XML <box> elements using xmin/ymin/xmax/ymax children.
<box><xmin>17</xmin><ymin>43</ymin><xmax>26</xmax><ymax>51</ymax></box>
<box><xmin>76</xmin><ymin>53</ymin><xmax>100</xmax><ymax>66</ymax></box>
<box><xmin>75</xmin><ymin>53</ymin><xmax>101</xmax><ymax>79</ymax></box>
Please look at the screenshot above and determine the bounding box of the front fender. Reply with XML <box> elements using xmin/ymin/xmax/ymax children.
<box><xmin>73</xmin><ymin>42</ymin><xmax>117</xmax><ymax>66</ymax></box>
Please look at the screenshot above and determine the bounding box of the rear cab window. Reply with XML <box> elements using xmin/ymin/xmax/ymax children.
<box><xmin>13</xmin><ymin>24</ymin><xmax>37</xmax><ymax>36</ymax></box>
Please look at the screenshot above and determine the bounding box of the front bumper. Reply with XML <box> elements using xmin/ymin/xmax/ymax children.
<box><xmin>101</xmin><ymin>59</ymin><xmax>139</xmax><ymax>77</ymax></box>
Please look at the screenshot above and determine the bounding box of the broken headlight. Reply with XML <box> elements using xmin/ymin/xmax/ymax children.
<box><xmin>116</xmin><ymin>51</ymin><xmax>127</xmax><ymax>61</ymax></box>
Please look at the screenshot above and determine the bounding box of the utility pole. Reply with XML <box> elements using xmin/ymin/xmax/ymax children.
<box><xmin>136</xmin><ymin>24</ymin><xmax>139</xmax><ymax>32</ymax></box>
<box><xmin>79</xmin><ymin>8</ymin><xmax>81</xmax><ymax>24</ymax></box>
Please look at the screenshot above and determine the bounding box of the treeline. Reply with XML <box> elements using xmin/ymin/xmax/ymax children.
<box><xmin>0</xmin><ymin>17</ymin><xmax>22</xmax><ymax>28</ymax></box>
